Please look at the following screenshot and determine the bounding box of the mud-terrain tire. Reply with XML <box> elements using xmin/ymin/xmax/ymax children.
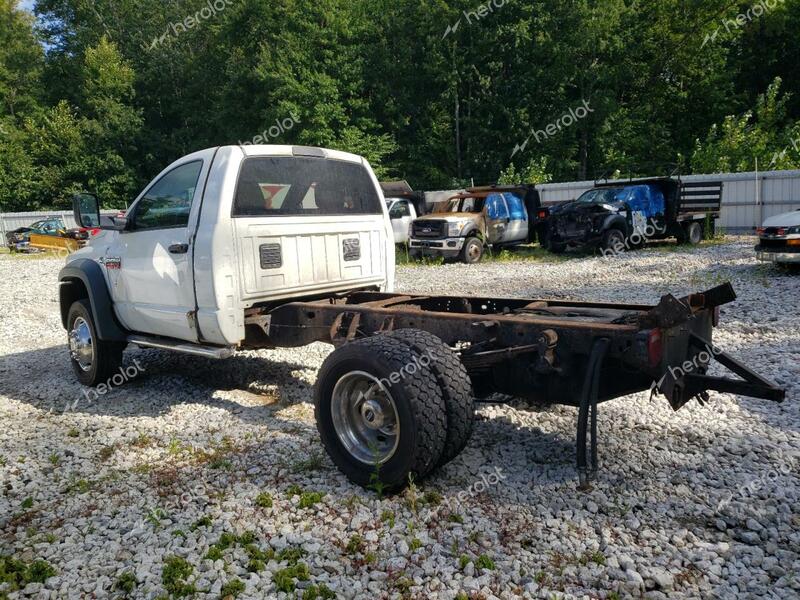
<box><xmin>67</xmin><ymin>299</ymin><xmax>124</xmax><ymax>387</ymax></box>
<box><xmin>314</xmin><ymin>335</ymin><xmax>447</xmax><ymax>493</ymax></box>
<box><xmin>387</xmin><ymin>329</ymin><xmax>475</xmax><ymax>467</ymax></box>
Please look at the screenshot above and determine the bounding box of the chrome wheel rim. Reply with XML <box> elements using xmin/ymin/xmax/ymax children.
<box><xmin>69</xmin><ymin>316</ymin><xmax>94</xmax><ymax>372</ymax></box>
<box><xmin>467</xmin><ymin>242</ymin><xmax>481</xmax><ymax>262</ymax></box>
<box><xmin>331</xmin><ymin>371</ymin><xmax>400</xmax><ymax>465</ymax></box>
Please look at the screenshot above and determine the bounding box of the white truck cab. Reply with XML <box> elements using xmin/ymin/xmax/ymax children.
<box><xmin>61</xmin><ymin>145</ymin><xmax>394</xmax><ymax>383</ymax></box>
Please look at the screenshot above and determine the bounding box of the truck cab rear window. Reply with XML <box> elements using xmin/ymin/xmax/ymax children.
<box><xmin>233</xmin><ymin>157</ymin><xmax>382</xmax><ymax>217</ymax></box>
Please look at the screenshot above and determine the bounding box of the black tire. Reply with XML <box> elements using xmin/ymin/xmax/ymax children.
<box><xmin>600</xmin><ymin>229</ymin><xmax>625</xmax><ymax>253</ymax></box>
<box><xmin>460</xmin><ymin>237</ymin><xmax>484</xmax><ymax>264</ymax></box>
<box><xmin>314</xmin><ymin>335</ymin><xmax>448</xmax><ymax>493</ymax></box>
<box><xmin>684</xmin><ymin>222</ymin><xmax>703</xmax><ymax>245</ymax></box>
<box><xmin>387</xmin><ymin>329</ymin><xmax>474</xmax><ymax>467</ymax></box>
<box><xmin>67</xmin><ymin>299</ymin><xmax>124</xmax><ymax>387</ymax></box>
<box><xmin>548</xmin><ymin>242</ymin><xmax>566</xmax><ymax>254</ymax></box>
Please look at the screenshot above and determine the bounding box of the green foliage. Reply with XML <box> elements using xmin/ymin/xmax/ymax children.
<box><xmin>0</xmin><ymin>555</ymin><xmax>56</xmax><ymax>592</ymax></box>
<box><xmin>692</xmin><ymin>78</ymin><xmax>800</xmax><ymax>173</ymax></box>
<box><xmin>476</xmin><ymin>554</ymin><xmax>495</xmax><ymax>570</ymax></box>
<box><xmin>254</xmin><ymin>492</ymin><xmax>273</xmax><ymax>508</ymax></box>
<box><xmin>302</xmin><ymin>584</ymin><xmax>336</xmax><ymax>600</ymax></box>
<box><xmin>272</xmin><ymin>562</ymin><xmax>309</xmax><ymax>593</ymax></box>
<box><xmin>2</xmin><ymin>0</ymin><xmax>800</xmax><ymax>215</ymax></box>
<box><xmin>114</xmin><ymin>571</ymin><xmax>137</xmax><ymax>595</ymax></box>
<box><xmin>219</xmin><ymin>578</ymin><xmax>245</xmax><ymax>598</ymax></box>
<box><xmin>161</xmin><ymin>556</ymin><xmax>195</xmax><ymax>598</ymax></box>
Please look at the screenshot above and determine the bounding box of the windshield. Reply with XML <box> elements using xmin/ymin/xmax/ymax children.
<box><xmin>576</xmin><ymin>188</ymin><xmax>622</xmax><ymax>204</ymax></box>
<box><xmin>436</xmin><ymin>196</ymin><xmax>485</xmax><ymax>214</ymax></box>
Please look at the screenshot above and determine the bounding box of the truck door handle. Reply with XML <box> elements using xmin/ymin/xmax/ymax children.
<box><xmin>169</xmin><ymin>243</ymin><xmax>189</xmax><ymax>254</ymax></box>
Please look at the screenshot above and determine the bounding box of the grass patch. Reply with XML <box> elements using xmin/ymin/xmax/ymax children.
<box><xmin>114</xmin><ymin>571</ymin><xmax>137</xmax><ymax>595</ymax></box>
<box><xmin>345</xmin><ymin>534</ymin><xmax>364</xmax><ymax>555</ymax></box>
<box><xmin>476</xmin><ymin>554</ymin><xmax>495</xmax><ymax>570</ymax></box>
<box><xmin>273</xmin><ymin>562</ymin><xmax>309</xmax><ymax>593</ymax></box>
<box><xmin>162</xmin><ymin>556</ymin><xmax>195</xmax><ymax>597</ymax></box>
<box><xmin>219</xmin><ymin>578</ymin><xmax>245</xmax><ymax>598</ymax></box>
<box><xmin>0</xmin><ymin>555</ymin><xmax>56</xmax><ymax>592</ymax></box>
<box><xmin>254</xmin><ymin>492</ymin><xmax>273</xmax><ymax>508</ymax></box>
<box><xmin>302</xmin><ymin>583</ymin><xmax>336</xmax><ymax>599</ymax></box>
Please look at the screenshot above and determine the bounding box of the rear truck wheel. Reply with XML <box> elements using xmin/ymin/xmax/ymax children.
<box><xmin>460</xmin><ymin>237</ymin><xmax>484</xmax><ymax>264</ymax></box>
<box><xmin>684</xmin><ymin>222</ymin><xmax>703</xmax><ymax>245</ymax></box>
<box><xmin>314</xmin><ymin>335</ymin><xmax>448</xmax><ymax>493</ymax></box>
<box><xmin>387</xmin><ymin>329</ymin><xmax>475</xmax><ymax>467</ymax></box>
<box><xmin>67</xmin><ymin>299</ymin><xmax>124</xmax><ymax>387</ymax></box>
<box><xmin>600</xmin><ymin>229</ymin><xmax>625</xmax><ymax>253</ymax></box>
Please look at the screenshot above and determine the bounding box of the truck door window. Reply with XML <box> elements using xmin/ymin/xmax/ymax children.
<box><xmin>504</xmin><ymin>193</ymin><xmax>527</xmax><ymax>221</ymax></box>
<box><xmin>389</xmin><ymin>201</ymin><xmax>411</xmax><ymax>219</ymax></box>
<box><xmin>486</xmin><ymin>194</ymin><xmax>509</xmax><ymax>220</ymax></box>
<box><xmin>233</xmin><ymin>157</ymin><xmax>381</xmax><ymax>216</ymax></box>
<box><xmin>131</xmin><ymin>161</ymin><xmax>203</xmax><ymax>230</ymax></box>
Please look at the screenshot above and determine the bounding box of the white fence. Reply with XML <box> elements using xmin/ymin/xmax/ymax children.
<box><xmin>537</xmin><ymin>169</ymin><xmax>800</xmax><ymax>232</ymax></box>
<box><xmin>0</xmin><ymin>210</ymin><xmax>121</xmax><ymax>239</ymax></box>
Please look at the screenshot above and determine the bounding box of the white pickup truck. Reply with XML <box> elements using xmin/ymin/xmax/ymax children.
<box><xmin>61</xmin><ymin>145</ymin><xmax>784</xmax><ymax>492</ymax></box>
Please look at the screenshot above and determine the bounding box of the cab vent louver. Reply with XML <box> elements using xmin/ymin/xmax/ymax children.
<box><xmin>343</xmin><ymin>238</ymin><xmax>361</xmax><ymax>262</ymax></box>
<box><xmin>259</xmin><ymin>243</ymin><xmax>282</xmax><ymax>269</ymax></box>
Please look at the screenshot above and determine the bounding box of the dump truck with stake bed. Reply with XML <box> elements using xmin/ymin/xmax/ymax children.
<box><xmin>60</xmin><ymin>145</ymin><xmax>785</xmax><ymax>491</ymax></box>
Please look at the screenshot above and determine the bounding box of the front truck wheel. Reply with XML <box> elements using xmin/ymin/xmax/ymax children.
<box><xmin>460</xmin><ymin>237</ymin><xmax>484</xmax><ymax>264</ymax></box>
<box><xmin>387</xmin><ymin>329</ymin><xmax>474</xmax><ymax>467</ymax></box>
<box><xmin>67</xmin><ymin>299</ymin><xmax>124</xmax><ymax>387</ymax></box>
<box><xmin>314</xmin><ymin>335</ymin><xmax>448</xmax><ymax>493</ymax></box>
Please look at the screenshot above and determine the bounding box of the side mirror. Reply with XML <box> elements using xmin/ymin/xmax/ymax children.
<box><xmin>73</xmin><ymin>192</ymin><xmax>128</xmax><ymax>231</ymax></box>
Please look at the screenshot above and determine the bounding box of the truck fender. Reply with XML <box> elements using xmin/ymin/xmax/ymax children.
<box><xmin>58</xmin><ymin>259</ymin><xmax>128</xmax><ymax>342</ymax></box>
<box><xmin>601</xmin><ymin>214</ymin><xmax>628</xmax><ymax>235</ymax></box>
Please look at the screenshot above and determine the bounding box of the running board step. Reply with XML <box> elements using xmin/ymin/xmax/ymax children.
<box><xmin>128</xmin><ymin>335</ymin><xmax>235</xmax><ymax>359</ymax></box>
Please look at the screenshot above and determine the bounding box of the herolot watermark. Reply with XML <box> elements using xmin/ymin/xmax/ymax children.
<box><xmin>716</xmin><ymin>450</ymin><xmax>797</xmax><ymax>515</ymax></box>
<box><xmin>65</xmin><ymin>360</ymin><xmax>147</xmax><ymax>411</ymax></box>
<box><xmin>652</xmin><ymin>342</ymin><xmax>723</xmax><ymax>393</ymax></box>
<box><xmin>702</xmin><ymin>0</ymin><xmax>786</xmax><ymax>48</ymax></box>
<box><xmin>237</xmin><ymin>113</ymin><xmax>301</xmax><ymax>150</ymax></box>
<box><xmin>145</xmin><ymin>0</ymin><xmax>236</xmax><ymax>51</ymax></box>
<box><xmin>768</xmin><ymin>133</ymin><xmax>800</xmax><ymax>169</ymax></box>
<box><xmin>443</xmin><ymin>0</ymin><xmax>509</xmax><ymax>39</ymax></box>
<box><xmin>512</xmin><ymin>100</ymin><xmax>594</xmax><ymax>157</ymax></box>
<box><xmin>600</xmin><ymin>220</ymin><xmax>668</xmax><ymax>260</ymax></box>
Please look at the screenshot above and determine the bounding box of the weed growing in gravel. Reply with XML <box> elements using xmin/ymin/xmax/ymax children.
<box><xmin>380</xmin><ymin>509</ymin><xmax>395</xmax><ymax>528</ymax></box>
<box><xmin>364</xmin><ymin>551</ymin><xmax>377</xmax><ymax>565</ymax></box>
<box><xmin>581</xmin><ymin>550</ymin><xmax>606</xmax><ymax>566</ymax></box>
<box><xmin>254</xmin><ymin>492</ymin><xmax>273</xmax><ymax>508</ymax></box>
<box><xmin>409</xmin><ymin>538</ymin><xmax>422</xmax><ymax>552</ymax></box>
<box><xmin>302</xmin><ymin>583</ymin><xmax>336</xmax><ymax>599</ymax></box>
<box><xmin>132</xmin><ymin>433</ymin><xmax>153</xmax><ymax>448</ymax></box>
<box><xmin>114</xmin><ymin>571</ymin><xmax>137</xmax><ymax>595</ymax></box>
<box><xmin>448</xmin><ymin>513</ymin><xmax>464</xmax><ymax>524</ymax></box>
<box><xmin>277</xmin><ymin>547</ymin><xmax>307</xmax><ymax>564</ymax></box>
<box><xmin>98</xmin><ymin>446</ymin><xmax>116</xmax><ymax>461</ymax></box>
<box><xmin>459</xmin><ymin>554</ymin><xmax>470</xmax><ymax>569</ymax></box>
<box><xmin>422</xmin><ymin>490</ymin><xmax>442</xmax><ymax>506</ymax></box>
<box><xmin>286</xmin><ymin>485</ymin><xmax>326</xmax><ymax>508</ymax></box>
<box><xmin>146</xmin><ymin>508</ymin><xmax>167</xmax><ymax>528</ymax></box>
<box><xmin>219</xmin><ymin>578</ymin><xmax>245</xmax><ymax>598</ymax></box>
<box><xmin>0</xmin><ymin>457</ymin><xmax>5</xmax><ymax>466</ymax></box>
<box><xmin>48</xmin><ymin>453</ymin><xmax>60</xmax><ymax>465</ymax></box>
<box><xmin>455</xmin><ymin>593</ymin><xmax>469</xmax><ymax>600</ymax></box>
<box><xmin>273</xmin><ymin>562</ymin><xmax>310</xmax><ymax>593</ymax></box>
<box><xmin>476</xmin><ymin>554</ymin><xmax>495</xmax><ymax>570</ymax></box>
<box><xmin>0</xmin><ymin>555</ymin><xmax>56</xmax><ymax>592</ymax></box>
<box><xmin>67</xmin><ymin>428</ymin><xmax>80</xmax><ymax>438</ymax></box>
<box><xmin>20</xmin><ymin>497</ymin><xmax>33</xmax><ymax>509</ymax></box>
<box><xmin>162</xmin><ymin>556</ymin><xmax>196</xmax><ymax>597</ymax></box>
<box><xmin>404</xmin><ymin>477</ymin><xmax>420</xmax><ymax>513</ymax></box>
<box><xmin>191</xmin><ymin>515</ymin><xmax>212</xmax><ymax>531</ymax></box>
<box><xmin>291</xmin><ymin>452</ymin><xmax>324</xmax><ymax>473</ymax></box>
<box><xmin>346</xmin><ymin>534</ymin><xmax>365</xmax><ymax>555</ymax></box>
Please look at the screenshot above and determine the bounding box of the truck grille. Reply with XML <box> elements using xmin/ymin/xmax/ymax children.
<box><xmin>412</xmin><ymin>220</ymin><xmax>447</xmax><ymax>239</ymax></box>
<box><xmin>259</xmin><ymin>243</ymin><xmax>283</xmax><ymax>269</ymax></box>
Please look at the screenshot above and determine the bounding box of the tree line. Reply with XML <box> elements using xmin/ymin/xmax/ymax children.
<box><xmin>1</xmin><ymin>0</ymin><xmax>799</xmax><ymax>211</ymax></box>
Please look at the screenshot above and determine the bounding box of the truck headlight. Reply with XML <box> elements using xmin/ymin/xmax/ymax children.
<box><xmin>788</xmin><ymin>226</ymin><xmax>800</xmax><ymax>234</ymax></box>
<box><xmin>448</xmin><ymin>222</ymin><xmax>467</xmax><ymax>237</ymax></box>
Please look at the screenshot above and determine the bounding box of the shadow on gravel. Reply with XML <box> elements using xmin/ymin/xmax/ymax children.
<box><xmin>0</xmin><ymin>343</ymin><xmax>314</xmax><ymax>424</ymax></box>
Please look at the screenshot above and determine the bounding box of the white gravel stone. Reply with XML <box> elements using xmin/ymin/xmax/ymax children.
<box><xmin>0</xmin><ymin>239</ymin><xmax>797</xmax><ymax>599</ymax></box>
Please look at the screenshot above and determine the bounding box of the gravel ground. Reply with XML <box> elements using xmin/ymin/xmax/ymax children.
<box><xmin>0</xmin><ymin>238</ymin><xmax>798</xmax><ymax>600</ymax></box>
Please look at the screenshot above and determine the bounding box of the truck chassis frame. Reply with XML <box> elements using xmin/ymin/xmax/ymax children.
<box><xmin>247</xmin><ymin>284</ymin><xmax>785</xmax><ymax>487</ymax></box>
